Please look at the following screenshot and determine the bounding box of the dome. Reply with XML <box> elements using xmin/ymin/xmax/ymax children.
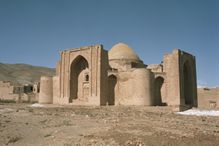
<box><xmin>108</xmin><ymin>43</ymin><xmax>140</xmax><ymax>61</ymax></box>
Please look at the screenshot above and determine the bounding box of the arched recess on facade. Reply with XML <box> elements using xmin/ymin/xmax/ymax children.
<box><xmin>154</xmin><ymin>76</ymin><xmax>165</xmax><ymax>106</ymax></box>
<box><xmin>69</xmin><ymin>55</ymin><xmax>89</xmax><ymax>103</ymax></box>
<box><xmin>108</xmin><ymin>74</ymin><xmax>117</xmax><ymax>105</ymax></box>
<box><xmin>183</xmin><ymin>60</ymin><xmax>193</xmax><ymax>105</ymax></box>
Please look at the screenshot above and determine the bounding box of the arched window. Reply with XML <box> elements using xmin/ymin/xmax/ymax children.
<box><xmin>85</xmin><ymin>74</ymin><xmax>89</xmax><ymax>81</ymax></box>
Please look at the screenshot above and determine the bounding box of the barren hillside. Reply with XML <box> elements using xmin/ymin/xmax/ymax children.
<box><xmin>0</xmin><ymin>63</ymin><xmax>55</xmax><ymax>85</ymax></box>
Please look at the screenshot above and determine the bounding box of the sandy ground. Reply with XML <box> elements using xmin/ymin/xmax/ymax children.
<box><xmin>0</xmin><ymin>103</ymin><xmax>219</xmax><ymax>146</ymax></box>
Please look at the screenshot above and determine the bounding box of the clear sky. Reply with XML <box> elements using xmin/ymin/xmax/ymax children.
<box><xmin>0</xmin><ymin>0</ymin><xmax>218</xmax><ymax>87</ymax></box>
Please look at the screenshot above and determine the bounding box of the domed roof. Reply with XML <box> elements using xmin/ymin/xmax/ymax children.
<box><xmin>108</xmin><ymin>43</ymin><xmax>140</xmax><ymax>61</ymax></box>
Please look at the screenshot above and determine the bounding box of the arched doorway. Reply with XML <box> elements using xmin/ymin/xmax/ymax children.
<box><xmin>70</xmin><ymin>55</ymin><xmax>89</xmax><ymax>103</ymax></box>
<box><xmin>154</xmin><ymin>77</ymin><xmax>164</xmax><ymax>106</ymax></box>
<box><xmin>183</xmin><ymin>61</ymin><xmax>193</xmax><ymax>105</ymax></box>
<box><xmin>108</xmin><ymin>75</ymin><xmax>117</xmax><ymax>105</ymax></box>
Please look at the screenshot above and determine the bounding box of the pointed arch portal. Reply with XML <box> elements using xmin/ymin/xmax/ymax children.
<box><xmin>70</xmin><ymin>55</ymin><xmax>89</xmax><ymax>103</ymax></box>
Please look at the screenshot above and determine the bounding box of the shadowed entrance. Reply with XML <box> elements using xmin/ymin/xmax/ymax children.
<box><xmin>70</xmin><ymin>55</ymin><xmax>89</xmax><ymax>103</ymax></box>
<box><xmin>183</xmin><ymin>61</ymin><xmax>193</xmax><ymax>105</ymax></box>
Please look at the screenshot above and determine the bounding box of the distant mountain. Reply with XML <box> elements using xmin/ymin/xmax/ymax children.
<box><xmin>0</xmin><ymin>63</ymin><xmax>55</xmax><ymax>85</ymax></box>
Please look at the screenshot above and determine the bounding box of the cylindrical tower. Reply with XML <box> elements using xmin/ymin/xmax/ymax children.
<box><xmin>132</xmin><ymin>68</ymin><xmax>154</xmax><ymax>105</ymax></box>
<box><xmin>39</xmin><ymin>76</ymin><xmax>53</xmax><ymax>104</ymax></box>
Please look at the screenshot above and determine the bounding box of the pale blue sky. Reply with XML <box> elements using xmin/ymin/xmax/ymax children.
<box><xmin>0</xmin><ymin>0</ymin><xmax>218</xmax><ymax>87</ymax></box>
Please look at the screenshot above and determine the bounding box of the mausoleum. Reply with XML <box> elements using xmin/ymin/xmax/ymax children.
<box><xmin>39</xmin><ymin>43</ymin><xmax>197</xmax><ymax>111</ymax></box>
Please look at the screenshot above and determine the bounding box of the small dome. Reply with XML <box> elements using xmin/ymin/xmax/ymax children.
<box><xmin>108</xmin><ymin>43</ymin><xmax>140</xmax><ymax>61</ymax></box>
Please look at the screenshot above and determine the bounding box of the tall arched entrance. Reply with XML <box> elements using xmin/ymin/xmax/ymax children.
<box><xmin>108</xmin><ymin>75</ymin><xmax>117</xmax><ymax>105</ymax></box>
<box><xmin>183</xmin><ymin>61</ymin><xmax>193</xmax><ymax>105</ymax></box>
<box><xmin>70</xmin><ymin>55</ymin><xmax>89</xmax><ymax>103</ymax></box>
<box><xmin>154</xmin><ymin>77</ymin><xmax>164</xmax><ymax>106</ymax></box>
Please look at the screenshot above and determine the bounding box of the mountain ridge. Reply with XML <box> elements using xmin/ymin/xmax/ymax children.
<box><xmin>0</xmin><ymin>62</ymin><xmax>55</xmax><ymax>85</ymax></box>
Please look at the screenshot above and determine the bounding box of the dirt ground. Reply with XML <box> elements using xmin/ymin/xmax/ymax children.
<box><xmin>0</xmin><ymin>103</ymin><xmax>219</xmax><ymax>146</ymax></box>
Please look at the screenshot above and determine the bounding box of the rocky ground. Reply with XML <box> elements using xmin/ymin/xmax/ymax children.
<box><xmin>0</xmin><ymin>103</ymin><xmax>219</xmax><ymax>146</ymax></box>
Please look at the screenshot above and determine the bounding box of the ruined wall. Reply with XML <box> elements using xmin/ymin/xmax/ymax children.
<box><xmin>0</xmin><ymin>81</ymin><xmax>19</xmax><ymax>101</ymax></box>
<box><xmin>198</xmin><ymin>87</ymin><xmax>219</xmax><ymax>109</ymax></box>
<box><xmin>0</xmin><ymin>81</ymin><xmax>37</xmax><ymax>103</ymax></box>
